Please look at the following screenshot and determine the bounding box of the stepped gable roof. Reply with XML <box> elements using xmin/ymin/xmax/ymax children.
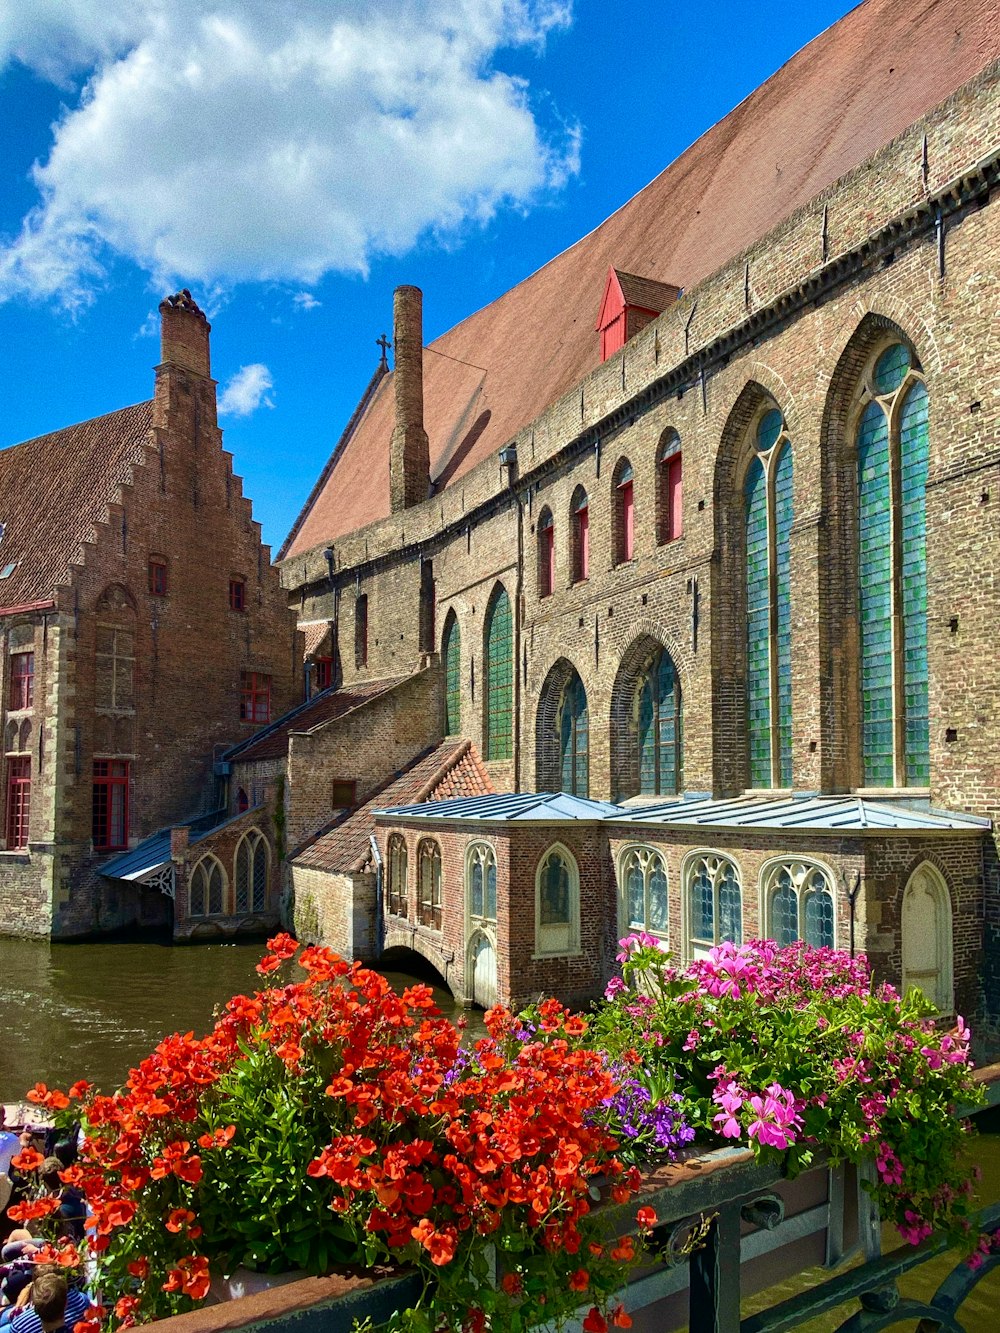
<box><xmin>0</xmin><ymin>402</ymin><xmax>154</xmax><ymax>611</ymax></box>
<box><xmin>226</xmin><ymin>674</ymin><xmax>408</xmax><ymax>764</ymax></box>
<box><xmin>293</xmin><ymin>740</ymin><xmax>494</xmax><ymax>874</ymax></box>
<box><xmin>282</xmin><ymin>0</ymin><xmax>1000</xmax><ymax>556</ymax></box>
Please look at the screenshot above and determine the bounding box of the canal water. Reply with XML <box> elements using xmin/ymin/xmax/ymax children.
<box><xmin>0</xmin><ymin>936</ymin><xmax>997</xmax><ymax>1329</ymax></box>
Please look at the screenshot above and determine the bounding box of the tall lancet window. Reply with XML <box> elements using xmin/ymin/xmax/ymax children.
<box><xmin>857</xmin><ymin>343</ymin><xmax>929</xmax><ymax>787</ymax></box>
<box><xmin>745</xmin><ymin>408</ymin><xmax>793</xmax><ymax>788</ymax></box>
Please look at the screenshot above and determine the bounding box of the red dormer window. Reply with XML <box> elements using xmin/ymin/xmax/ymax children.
<box><xmin>595</xmin><ymin>267</ymin><xmax>681</xmax><ymax>364</ymax></box>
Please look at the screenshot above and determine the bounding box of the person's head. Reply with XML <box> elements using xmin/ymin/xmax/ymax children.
<box><xmin>40</xmin><ymin>1158</ymin><xmax>63</xmax><ymax>1192</ymax></box>
<box><xmin>30</xmin><ymin>1268</ymin><xmax>67</xmax><ymax>1328</ymax></box>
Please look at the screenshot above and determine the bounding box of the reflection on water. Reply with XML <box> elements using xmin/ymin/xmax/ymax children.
<box><xmin>0</xmin><ymin>937</ymin><xmax>471</xmax><ymax>1099</ymax></box>
<box><xmin>1</xmin><ymin>937</ymin><xmax>997</xmax><ymax>1326</ymax></box>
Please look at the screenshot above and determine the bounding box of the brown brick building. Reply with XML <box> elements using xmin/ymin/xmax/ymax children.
<box><xmin>0</xmin><ymin>292</ymin><xmax>301</xmax><ymax>938</ymax></box>
<box><xmin>275</xmin><ymin>0</ymin><xmax>1000</xmax><ymax>1023</ymax></box>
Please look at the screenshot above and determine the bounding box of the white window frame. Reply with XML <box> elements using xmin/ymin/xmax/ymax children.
<box><xmin>617</xmin><ymin>844</ymin><xmax>669</xmax><ymax>942</ymax></box>
<box><xmin>681</xmin><ymin>849</ymin><xmax>743</xmax><ymax>963</ymax></box>
<box><xmin>901</xmin><ymin>861</ymin><xmax>954</xmax><ymax>1016</ymax></box>
<box><xmin>759</xmin><ymin>856</ymin><xmax>837</xmax><ymax>949</ymax></box>
<box><xmin>534</xmin><ymin>842</ymin><xmax>581</xmax><ymax>958</ymax></box>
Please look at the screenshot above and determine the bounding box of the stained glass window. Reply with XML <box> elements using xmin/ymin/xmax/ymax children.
<box><xmin>190</xmin><ymin>857</ymin><xmax>225</xmax><ymax>918</ymax></box>
<box><xmin>856</xmin><ymin>342</ymin><xmax>929</xmax><ymax>787</ymax></box>
<box><xmin>485</xmin><ymin>586</ymin><xmax>513</xmax><ymax>760</ymax></box>
<box><xmin>387</xmin><ymin>834</ymin><xmax>408</xmax><ymax>918</ymax></box>
<box><xmin>468</xmin><ymin>844</ymin><xmax>496</xmax><ymax>923</ymax></box>
<box><xmin>765</xmin><ymin>862</ymin><xmax>835</xmax><ymax>948</ymax></box>
<box><xmin>637</xmin><ymin>647</ymin><xmax>682</xmax><ymax>796</ymax></box>
<box><xmin>559</xmin><ymin>672</ymin><xmax>589</xmax><ymax>797</ymax></box>
<box><xmin>444</xmin><ymin>616</ymin><xmax>461</xmax><ymax>735</ymax></box>
<box><xmin>536</xmin><ymin>846</ymin><xmax>578</xmax><ymax>955</ymax></box>
<box><xmin>236</xmin><ymin>831</ymin><xmax>268</xmax><ymax>915</ymax></box>
<box><xmin>688</xmin><ymin>855</ymin><xmax>742</xmax><ymax>957</ymax></box>
<box><xmin>619</xmin><ymin>847</ymin><xmax>668</xmax><ymax>940</ymax></box>
<box><xmin>418</xmin><ymin>839</ymin><xmax>442</xmax><ymax>929</ymax></box>
<box><xmin>745</xmin><ymin>408</ymin><xmax>793</xmax><ymax>789</ymax></box>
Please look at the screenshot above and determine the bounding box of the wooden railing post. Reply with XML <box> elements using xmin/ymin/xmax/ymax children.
<box><xmin>689</xmin><ymin>1203</ymin><xmax>742</xmax><ymax>1333</ymax></box>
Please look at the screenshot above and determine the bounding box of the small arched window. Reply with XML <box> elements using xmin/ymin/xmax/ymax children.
<box><xmin>535</xmin><ymin>845</ymin><xmax>580</xmax><ymax>956</ymax></box>
<box><xmin>745</xmin><ymin>407</ymin><xmax>794</xmax><ymax>789</ymax></box>
<box><xmin>613</xmin><ymin>459</ymin><xmax>635</xmax><ymax>564</ymax></box>
<box><xmin>658</xmin><ymin>431</ymin><xmax>683</xmax><ymax>543</ymax></box>
<box><xmin>387</xmin><ymin>834</ymin><xmax>408</xmax><ymax>919</ymax></box>
<box><xmin>355</xmin><ymin>593</ymin><xmax>369</xmax><ymax>669</ymax></box>
<box><xmin>687</xmin><ymin>854</ymin><xmax>742</xmax><ymax>959</ymax></box>
<box><xmin>443</xmin><ymin>613</ymin><xmax>461</xmax><ymax>736</ymax></box>
<box><xmin>417</xmin><ymin>839</ymin><xmax>443</xmax><ymax>929</ymax></box>
<box><xmin>637</xmin><ymin>646</ymin><xmax>682</xmax><ymax>796</ymax></box>
<box><xmin>620</xmin><ymin>846</ymin><xmax>668</xmax><ymax>940</ymax></box>
<box><xmin>537</xmin><ymin>508</ymin><xmax>555</xmax><ymax>599</ymax></box>
<box><xmin>189</xmin><ymin>855</ymin><xmax>226</xmax><ymax>918</ymax></box>
<box><xmin>763</xmin><ymin>861</ymin><xmax>834</xmax><ymax>948</ymax></box>
<box><xmin>467</xmin><ymin>843</ymin><xmax>497</xmax><ymax>924</ymax></box>
<box><xmin>855</xmin><ymin>342</ymin><xmax>928</xmax><ymax>787</ymax></box>
<box><xmin>902</xmin><ymin>862</ymin><xmax>953</xmax><ymax>1014</ymax></box>
<box><xmin>235</xmin><ymin>830</ymin><xmax>269</xmax><ymax>914</ymax></box>
<box><xmin>571</xmin><ymin>488</ymin><xmax>590</xmax><ymax>583</ymax></box>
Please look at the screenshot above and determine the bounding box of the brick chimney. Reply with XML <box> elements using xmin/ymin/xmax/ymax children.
<box><xmin>389</xmin><ymin>285</ymin><xmax>430</xmax><ymax>512</ymax></box>
<box><xmin>159</xmin><ymin>289</ymin><xmax>211</xmax><ymax>377</ymax></box>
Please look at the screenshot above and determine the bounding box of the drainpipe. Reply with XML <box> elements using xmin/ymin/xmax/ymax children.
<box><xmin>848</xmin><ymin>872</ymin><xmax>863</xmax><ymax>958</ymax></box>
<box><xmin>369</xmin><ymin>834</ymin><xmax>384</xmax><ymax>960</ymax></box>
<box><xmin>512</xmin><ymin>469</ymin><xmax>524</xmax><ymax>793</ymax></box>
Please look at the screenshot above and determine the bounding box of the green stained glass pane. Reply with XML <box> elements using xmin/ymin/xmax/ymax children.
<box><xmin>900</xmin><ymin>381</ymin><xmax>929</xmax><ymax>785</ymax></box>
<box><xmin>648</xmin><ymin>859</ymin><xmax>668</xmax><ymax>935</ymax></box>
<box><xmin>690</xmin><ymin>864</ymin><xmax>713</xmax><ymax>942</ymax></box>
<box><xmin>541</xmin><ymin>854</ymin><xmax>570</xmax><ymax>926</ymax></box>
<box><xmin>444</xmin><ymin>618</ymin><xmax>461</xmax><ymax>735</ymax></box>
<box><xmin>858</xmin><ymin>401</ymin><xmax>893</xmax><ymax>785</ymax></box>
<box><xmin>719</xmin><ymin>867</ymin><xmax>742</xmax><ymax>945</ymax></box>
<box><xmin>772</xmin><ymin>871</ymin><xmax>798</xmax><ymax>945</ymax></box>
<box><xmin>656</xmin><ymin>650</ymin><xmax>679</xmax><ymax>796</ymax></box>
<box><xmin>873</xmin><ymin>343</ymin><xmax>910</xmax><ymax>395</ymax></box>
<box><xmin>485</xmin><ymin>588</ymin><xmax>512</xmax><ymax>760</ymax></box>
<box><xmin>638</xmin><ymin>672</ymin><xmax>655</xmax><ymax>795</ymax></box>
<box><xmin>774</xmin><ymin>443</ymin><xmax>794</xmax><ymax>786</ymax></box>
<box><xmin>559</xmin><ymin>673</ymin><xmax>588</xmax><ymax>797</ymax></box>
<box><xmin>746</xmin><ymin>458</ymin><xmax>771</xmax><ymax>787</ymax></box>
<box><xmin>757</xmin><ymin>409</ymin><xmax>783</xmax><ymax>453</ymax></box>
<box><xmin>626</xmin><ymin>858</ymin><xmax>644</xmax><ymax>930</ymax></box>
<box><xmin>486</xmin><ymin>861</ymin><xmax>497</xmax><ymax>920</ymax></box>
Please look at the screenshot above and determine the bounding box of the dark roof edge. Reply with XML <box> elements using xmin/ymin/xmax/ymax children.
<box><xmin>276</xmin><ymin>363</ymin><xmax>389</xmax><ymax>561</ymax></box>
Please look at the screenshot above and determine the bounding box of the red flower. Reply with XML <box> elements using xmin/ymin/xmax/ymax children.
<box><xmin>26</xmin><ymin>1082</ymin><xmax>70</xmax><ymax>1111</ymax></box>
<box><xmin>127</xmin><ymin>1258</ymin><xmax>150</xmax><ymax>1280</ymax></box>
<box><xmin>11</xmin><ymin>1146</ymin><xmax>44</xmax><ymax>1172</ymax></box>
<box><xmin>165</xmin><ymin>1208</ymin><xmax>197</xmax><ymax>1234</ymax></box>
<box><xmin>611</xmin><ymin>1305</ymin><xmax>633</xmax><ymax>1328</ymax></box>
<box><xmin>68</xmin><ymin>1081</ymin><xmax>92</xmax><ymax>1100</ymax></box>
<box><xmin>636</xmin><ymin>1206</ymin><xmax>658</xmax><ymax>1231</ymax></box>
<box><xmin>568</xmin><ymin>1268</ymin><xmax>590</xmax><ymax>1292</ymax></box>
<box><xmin>197</xmin><ymin>1125</ymin><xmax>236</xmax><ymax>1150</ymax></box>
<box><xmin>500</xmin><ymin>1272</ymin><xmax>523</xmax><ymax>1296</ymax></box>
<box><xmin>582</xmin><ymin>1308</ymin><xmax>608</xmax><ymax>1333</ymax></box>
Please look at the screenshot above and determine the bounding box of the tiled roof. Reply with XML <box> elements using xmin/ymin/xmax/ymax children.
<box><xmin>226</xmin><ymin>675</ymin><xmax>408</xmax><ymax>764</ymax></box>
<box><xmin>301</xmin><ymin>621</ymin><xmax>332</xmax><ymax>657</ymax></box>
<box><xmin>371</xmin><ymin>791</ymin><xmax>991</xmax><ymax>835</ymax></box>
<box><xmin>0</xmin><ymin>403</ymin><xmax>154</xmax><ymax>610</ymax></box>
<box><xmin>293</xmin><ymin>740</ymin><xmax>494</xmax><ymax>874</ymax></box>
<box><xmin>282</xmin><ymin>0</ymin><xmax>1000</xmax><ymax>554</ymax></box>
<box><xmin>613</xmin><ymin>271</ymin><xmax>679</xmax><ymax>315</ymax></box>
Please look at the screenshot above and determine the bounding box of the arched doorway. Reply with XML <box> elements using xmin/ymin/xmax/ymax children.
<box><xmin>468</xmin><ymin>931</ymin><xmax>497</xmax><ymax>1009</ymax></box>
<box><xmin>901</xmin><ymin>862</ymin><xmax>953</xmax><ymax>1014</ymax></box>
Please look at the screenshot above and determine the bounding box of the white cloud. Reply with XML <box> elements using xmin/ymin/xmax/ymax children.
<box><xmin>293</xmin><ymin>292</ymin><xmax>321</xmax><ymax>312</ymax></box>
<box><xmin>0</xmin><ymin>1</ymin><xmax>577</xmax><ymax>310</ymax></box>
<box><xmin>218</xmin><ymin>363</ymin><xmax>274</xmax><ymax>418</ymax></box>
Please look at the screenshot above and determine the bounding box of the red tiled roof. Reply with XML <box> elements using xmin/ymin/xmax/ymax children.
<box><xmin>612</xmin><ymin>271</ymin><xmax>680</xmax><ymax>316</ymax></box>
<box><xmin>228</xmin><ymin>675</ymin><xmax>408</xmax><ymax>764</ymax></box>
<box><xmin>301</xmin><ymin>622</ymin><xmax>332</xmax><ymax>657</ymax></box>
<box><xmin>283</xmin><ymin>0</ymin><xmax>1000</xmax><ymax>555</ymax></box>
<box><xmin>293</xmin><ymin>740</ymin><xmax>494</xmax><ymax>874</ymax></box>
<box><xmin>0</xmin><ymin>403</ymin><xmax>154</xmax><ymax>610</ymax></box>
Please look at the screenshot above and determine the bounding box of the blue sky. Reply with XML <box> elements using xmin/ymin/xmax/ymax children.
<box><xmin>0</xmin><ymin>1</ymin><xmax>855</xmax><ymax>552</ymax></box>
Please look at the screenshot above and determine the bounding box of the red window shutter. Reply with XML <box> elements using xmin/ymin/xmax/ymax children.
<box><xmin>622</xmin><ymin>481</ymin><xmax>634</xmax><ymax>560</ymax></box>
<box><xmin>667</xmin><ymin>454</ymin><xmax>683</xmax><ymax>540</ymax></box>
<box><xmin>579</xmin><ymin>506</ymin><xmax>589</xmax><ymax>580</ymax></box>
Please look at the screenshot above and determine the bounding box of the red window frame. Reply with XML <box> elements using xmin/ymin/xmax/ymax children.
<box><xmin>240</xmin><ymin>672</ymin><xmax>271</xmax><ymax>724</ymax></box>
<box><xmin>148</xmin><ymin>558</ymin><xmax>168</xmax><ymax>597</ymax></box>
<box><xmin>619</xmin><ymin>478</ymin><xmax>635</xmax><ymax>561</ymax></box>
<box><xmin>314</xmin><ymin>656</ymin><xmax>333</xmax><ymax>691</ymax></box>
<box><xmin>662</xmin><ymin>451</ymin><xmax>683</xmax><ymax>542</ymax></box>
<box><xmin>574</xmin><ymin>504</ymin><xmax>589</xmax><ymax>582</ymax></box>
<box><xmin>93</xmin><ymin>759</ymin><xmax>129</xmax><ymax>851</ymax></box>
<box><xmin>9</xmin><ymin>653</ymin><xmax>33</xmax><ymax>711</ymax></box>
<box><xmin>229</xmin><ymin>578</ymin><xmax>246</xmax><ymax>612</ymax></box>
<box><xmin>5</xmin><ymin>756</ymin><xmax>30</xmax><ymax>850</ymax></box>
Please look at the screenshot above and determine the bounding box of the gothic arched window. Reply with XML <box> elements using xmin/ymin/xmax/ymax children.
<box><xmin>901</xmin><ymin>862</ymin><xmax>953</xmax><ymax>1014</ymax></box>
<box><xmin>467</xmin><ymin>842</ymin><xmax>497</xmax><ymax>924</ymax></box>
<box><xmin>763</xmin><ymin>861</ymin><xmax>834</xmax><ymax>949</ymax></box>
<box><xmin>658</xmin><ymin>430</ymin><xmax>683</xmax><ymax>544</ymax></box>
<box><xmin>559</xmin><ymin>671</ymin><xmax>589</xmax><ymax>797</ymax></box>
<box><xmin>484</xmin><ymin>585</ymin><xmax>513</xmax><ymax>760</ymax></box>
<box><xmin>537</xmin><ymin>508</ymin><xmax>555</xmax><ymax>598</ymax></box>
<box><xmin>856</xmin><ymin>342</ymin><xmax>929</xmax><ymax>787</ymax></box>
<box><xmin>387</xmin><ymin>834</ymin><xmax>408</xmax><ymax>919</ymax></box>
<box><xmin>638</xmin><ymin>647</ymin><xmax>682</xmax><ymax>797</ymax></box>
<box><xmin>745</xmin><ymin>408</ymin><xmax>793</xmax><ymax>789</ymax></box>
<box><xmin>613</xmin><ymin>459</ymin><xmax>635</xmax><ymax>564</ymax></box>
<box><xmin>571</xmin><ymin>487</ymin><xmax>589</xmax><ymax>583</ymax></box>
<box><xmin>189</xmin><ymin>855</ymin><xmax>226</xmax><ymax>918</ymax></box>
<box><xmin>443</xmin><ymin>614</ymin><xmax>461</xmax><ymax>736</ymax></box>
<box><xmin>620</xmin><ymin>846</ymin><xmax>668</xmax><ymax>940</ymax></box>
<box><xmin>535</xmin><ymin>845</ymin><xmax>580</xmax><ymax>956</ymax></box>
<box><xmin>687</xmin><ymin>853</ymin><xmax>742</xmax><ymax>959</ymax></box>
<box><xmin>235</xmin><ymin>830</ymin><xmax>269</xmax><ymax>913</ymax></box>
<box><xmin>418</xmin><ymin>838</ymin><xmax>442</xmax><ymax>929</ymax></box>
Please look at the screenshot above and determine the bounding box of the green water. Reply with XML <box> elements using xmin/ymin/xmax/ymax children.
<box><xmin>0</xmin><ymin>937</ymin><xmax>997</xmax><ymax>1328</ymax></box>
